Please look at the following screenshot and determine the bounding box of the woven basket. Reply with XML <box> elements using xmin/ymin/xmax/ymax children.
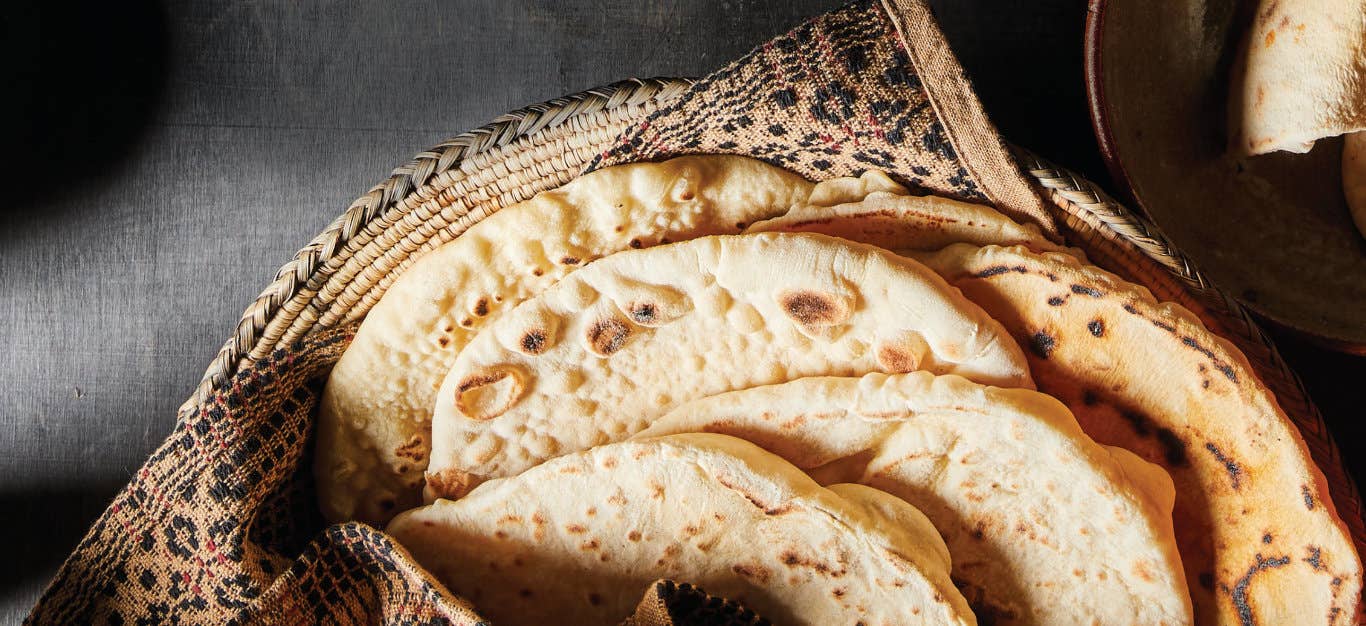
<box><xmin>182</xmin><ymin>77</ymin><xmax>1366</xmax><ymax>555</ymax></box>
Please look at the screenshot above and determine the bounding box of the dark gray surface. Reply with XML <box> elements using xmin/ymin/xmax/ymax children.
<box><xmin>2</xmin><ymin>0</ymin><xmax>1358</xmax><ymax>622</ymax></box>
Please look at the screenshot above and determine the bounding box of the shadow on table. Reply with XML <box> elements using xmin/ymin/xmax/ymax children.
<box><xmin>0</xmin><ymin>480</ymin><xmax>128</xmax><ymax>604</ymax></box>
<box><xmin>0</xmin><ymin>0</ymin><xmax>168</xmax><ymax>227</ymax></box>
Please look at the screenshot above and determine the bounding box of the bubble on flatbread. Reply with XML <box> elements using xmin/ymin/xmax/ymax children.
<box><xmin>726</xmin><ymin>302</ymin><xmax>766</xmax><ymax>334</ymax></box>
<box><xmin>876</xmin><ymin>333</ymin><xmax>930</xmax><ymax>373</ymax></box>
<box><xmin>610</xmin><ymin>282</ymin><xmax>692</xmax><ymax>328</ymax></box>
<box><xmin>519</xmin><ymin>329</ymin><xmax>550</xmax><ymax>355</ymax></box>
<box><xmin>778</xmin><ymin>289</ymin><xmax>852</xmax><ymax>335</ymax></box>
<box><xmin>669</xmin><ymin>167</ymin><xmax>699</xmax><ymax>203</ymax></box>
<box><xmin>585</xmin><ymin>317</ymin><xmax>632</xmax><ymax>357</ymax></box>
<box><xmin>472</xmin><ymin>297</ymin><xmax>491</xmax><ymax>317</ymax></box>
<box><xmin>455</xmin><ymin>367</ymin><xmax>526</xmax><ymax>421</ymax></box>
<box><xmin>494</xmin><ymin>305</ymin><xmax>561</xmax><ymax>356</ymax></box>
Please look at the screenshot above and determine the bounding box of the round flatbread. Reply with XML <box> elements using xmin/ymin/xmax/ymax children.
<box><xmin>1229</xmin><ymin>0</ymin><xmax>1366</xmax><ymax>155</ymax></box>
<box><xmin>744</xmin><ymin>171</ymin><xmax>1067</xmax><ymax>254</ymax></box>
<box><xmin>1344</xmin><ymin>131</ymin><xmax>1366</xmax><ymax>238</ymax></box>
<box><xmin>918</xmin><ymin>244</ymin><xmax>1361</xmax><ymax>626</ymax></box>
<box><xmin>801</xmin><ymin>167</ymin><xmax>913</xmax><ymax>206</ymax></box>
<box><xmin>388</xmin><ymin>433</ymin><xmax>975</xmax><ymax>626</ymax></box>
<box><xmin>425</xmin><ymin>232</ymin><xmax>1033</xmax><ymax>500</ymax></box>
<box><xmin>314</xmin><ymin>156</ymin><xmax>814</xmax><ymax>525</ymax></box>
<box><xmin>637</xmin><ymin>372</ymin><xmax>1193</xmax><ymax>626</ymax></box>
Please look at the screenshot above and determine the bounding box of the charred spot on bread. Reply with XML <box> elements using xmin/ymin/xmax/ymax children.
<box><xmin>586</xmin><ymin>318</ymin><xmax>631</xmax><ymax>356</ymax></box>
<box><xmin>394</xmin><ymin>434</ymin><xmax>427</xmax><ymax>461</ymax></box>
<box><xmin>1029</xmin><ymin>331</ymin><xmax>1056</xmax><ymax>358</ymax></box>
<box><xmin>1070</xmin><ymin>284</ymin><xmax>1104</xmax><ymax>297</ymax></box>
<box><xmin>629</xmin><ymin>302</ymin><xmax>658</xmax><ymax>324</ymax></box>
<box><xmin>877</xmin><ymin>343</ymin><xmax>919</xmax><ymax>373</ymax></box>
<box><xmin>1204</xmin><ymin>443</ymin><xmax>1243</xmax><ymax>490</ymax></box>
<box><xmin>1305</xmin><ymin>546</ymin><xmax>1324</xmax><ymax>571</ymax></box>
<box><xmin>520</xmin><ymin>330</ymin><xmax>549</xmax><ymax>355</ymax></box>
<box><xmin>1228</xmin><ymin>554</ymin><xmax>1291</xmax><ymax>623</ymax></box>
<box><xmin>778</xmin><ymin>290</ymin><xmax>851</xmax><ymax>328</ymax></box>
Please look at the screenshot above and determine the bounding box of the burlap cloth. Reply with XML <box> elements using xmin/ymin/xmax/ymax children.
<box><xmin>27</xmin><ymin>1</ymin><xmax>1058</xmax><ymax>623</ymax></box>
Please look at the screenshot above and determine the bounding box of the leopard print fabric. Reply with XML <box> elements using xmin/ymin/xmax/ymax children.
<box><xmin>595</xmin><ymin>1</ymin><xmax>980</xmax><ymax>202</ymax></box>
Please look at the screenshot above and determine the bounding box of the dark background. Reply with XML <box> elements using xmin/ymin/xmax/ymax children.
<box><xmin>1</xmin><ymin>0</ymin><xmax>1359</xmax><ymax>620</ymax></box>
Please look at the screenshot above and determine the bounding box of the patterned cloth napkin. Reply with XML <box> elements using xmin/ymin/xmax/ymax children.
<box><xmin>26</xmin><ymin>1</ymin><xmax>1048</xmax><ymax>623</ymax></box>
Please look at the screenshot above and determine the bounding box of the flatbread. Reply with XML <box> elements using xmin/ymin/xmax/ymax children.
<box><xmin>387</xmin><ymin>433</ymin><xmax>975</xmax><ymax>626</ymax></box>
<box><xmin>635</xmin><ymin>372</ymin><xmax>1193</xmax><ymax>626</ymax></box>
<box><xmin>425</xmin><ymin>232</ymin><xmax>1033</xmax><ymax>500</ymax></box>
<box><xmin>314</xmin><ymin>155</ymin><xmax>814</xmax><ymax>525</ymax></box>
<box><xmin>1345</xmin><ymin>131</ymin><xmax>1366</xmax><ymax>238</ymax></box>
<box><xmin>744</xmin><ymin>171</ymin><xmax>1067</xmax><ymax>254</ymax></box>
<box><xmin>1229</xmin><ymin>0</ymin><xmax>1366</xmax><ymax>155</ymax></box>
<box><xmin>803</xmin><ymin>167</ymin><xmax>912</xmax><ymax>206</ymax></box>
<box><xmin>917</xmin><ymin>244</ymin><xmax>1362</xmax><ymax>626</ymax></box>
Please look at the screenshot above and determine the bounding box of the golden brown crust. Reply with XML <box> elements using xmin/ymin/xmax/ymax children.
<box><xmin>921</xmin><ymin>244</ymin><xmax>1362</xmax><ymax>625</ymax></box>
<box><xmin>390</xmin><ymin>435</ymin><xmax>973</xmax><ymax>626</ymax></box>
<box><xmin>640</xmin><ymin>372</ymin><xmax>1193</xmax><ymax>625</ymax></box>
<box><xmin>426</xmin><ymin>232</ymin><xmax>1032</xmax><ymax>500</ymax></box>
<box><xmin>314</xmin><ymin>156</ymin><xmax>815</xmax><ymax>525</ymax></box>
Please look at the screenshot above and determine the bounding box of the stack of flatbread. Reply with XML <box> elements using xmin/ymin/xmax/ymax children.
<box><xmin>316</xmin><ymin>155</ymin><xmax>1361</xmax><ymax>625</ymax></box>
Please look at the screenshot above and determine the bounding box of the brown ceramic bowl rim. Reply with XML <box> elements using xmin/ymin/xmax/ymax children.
<box><xmin>1082</xmin><ymin>0</ymin><xmax>1366</xmax><ymax>355</ymax></box>
<box><xmin>1082</xmin><ymin>0</ymin><xmax>1140</xmax><ymax>207</ymax></box>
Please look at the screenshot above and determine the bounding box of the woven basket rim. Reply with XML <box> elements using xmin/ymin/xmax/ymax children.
<box><xmin>183</xmin><ymin>76</ymin><xmax>1364</xmax><ymax>543</ymax></box>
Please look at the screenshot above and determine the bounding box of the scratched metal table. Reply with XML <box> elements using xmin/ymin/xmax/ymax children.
<box><xmin>2</xmin><ymin>0</ymin><xmax>1360</xmax><ymax>621</ymax></box>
